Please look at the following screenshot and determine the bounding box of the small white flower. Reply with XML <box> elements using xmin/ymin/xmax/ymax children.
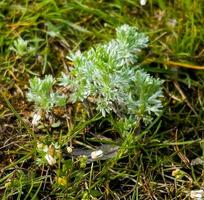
<box><xmin>67</xmin><ymin>146</ymin><xmax>73</xmax><ymax>153</ymax></box>
<box><xmin>91</xmin><ymin>150</ymin><xmax>103</xmax><ymax>160</ymax></box>
<box><xmin>190</xmin><ymin>190</ymin><xmax>204</xmax><ymax>200</ymax></box>
<box><xmin>45</xmin><ymin>154</ymin><xmax>56</xmax><ymax>166</ymax></box>
<box><xmin>37</xmin><ymin>142</ymin><xmax>44</xmax><ymax>150</ymax></box>
<box><xmin>43</xmin><ymin>145</ymin><xmax>49</xmax><ymax>153</ymax></box>
<box><xmin>167</xmin><ymin>19</ymin><xmax>177</xmax><ymax>28</ymax></box>
<box><xmin>140</xmin><ymin>0</ymin><xmax>147</xmax><ymax>6</ymax></box>
<box><xmin>32</xmin><ymin>112</ymin><xmax>41</xmax><ymax>126</ymax></box>
<box><xmin>75</xmin><ymin>50</ymin><xmax>81</xmax><ymax>57</ymax></box>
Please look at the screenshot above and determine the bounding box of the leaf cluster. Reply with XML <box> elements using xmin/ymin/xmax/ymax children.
<box><xmin>10</xmin><ymin>37</ymin><xmax>36</xmax><ymax>57</ymax></box>
<box><xmin>60</xmin><ymin>25</ymin><xmax>163</xmax><ymax>124</ymax></box>
<box><xmin>27</xmin><ymin>75</ymin><xmax>67</xmax><ymax>111</ymax></box>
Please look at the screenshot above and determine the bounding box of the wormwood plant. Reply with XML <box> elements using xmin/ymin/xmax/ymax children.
<box><xmin>27</xmin><ymin>75</ymin><xmax>67</xmax><ymax>112</ymax></box>
<box><xmin>60</xmin><ymin>24</ymin><xmax>163</xmax><ymax>125</ymax></box>
<box><xmin>27</xmin><ymin>24</ymin><xmax>163</xmax><ymax>126</ymax></box>
<box><xmin>10</xmin><ymin>37</ymin><xmax>36</xmax><ymax>57</ymax></box>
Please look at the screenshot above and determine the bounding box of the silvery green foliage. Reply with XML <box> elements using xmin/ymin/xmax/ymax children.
<box><xmin>27</xmin><ymin>75</ymin><xmax>67</xmax><ymax>111</ymax></box>
<box><xmin>10</xmin><ymin>37</ymin><xmax>36</xmax><ymax>56</ymax></box>
<box><xmin>60</xmin><ymin>24</ymin><xmax>163</xmax><ymax>124</ymax></box>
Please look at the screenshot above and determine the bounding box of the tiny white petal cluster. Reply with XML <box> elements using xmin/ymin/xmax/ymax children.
<box><xmin>37</xmin><ymin>142</ymin><xmax>44</xmax><ymax>150</ymax></box>
<box><xmin>67</xmin><ymin>146</ymin><xmax>73</xmax><ymax>153</ymax></box>
<box><xmin>32</xmin><ymin>112</ymin><xmax>41</xmax><ymax>126</ymax></box>
<box><xmin>45</xmin><ymin>154</ymin><xmax>56</xmax><ymax>166</ymax></box>
<box><xmin>36</xmin><ymin>142</ymin><xmax>60</xmax><ymax>166</ymax></box>
<box><xmin>190</xmin><ymin>190</ymin><xmax>204</xmax><ymax>200</ymax></box>
<box><xmin>91</xmin><ymin>150</ymin><xmax>103</xmax><ymax>160</ymax></box>
<box><xmin>43</xmin><ymin>145</ymin><xmax>49</xmax><ymax>153</ymax></box>
<box><xmin>140</xmin><ymin>0</ymin><xmax>147</xmax><ymax>6</ymax></box>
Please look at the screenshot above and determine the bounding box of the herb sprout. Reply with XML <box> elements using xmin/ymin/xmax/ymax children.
<box><xmin>10</xmin><ymin>37</ymin><xmax>36</xmax><ymax>57</ymax></box>
<box><xmin>27</xmin><ymin>75</ymin><xmax>67</xmax><ymax>112</ymax></box>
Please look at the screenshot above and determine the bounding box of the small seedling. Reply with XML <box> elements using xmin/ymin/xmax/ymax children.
<box><xmin>10</xmin><ymin>37</ymin><xmax>36</xmax><ymax>57</ymax></box>
<box><xmin>27</xmin><ymin>75</ymin><xmax>67</xmax><ymax>125</ymax></box>
<box><xmin>27</xmin><ymin>75</ymin><xmax>67</xmax><ymax>112</ymax></box>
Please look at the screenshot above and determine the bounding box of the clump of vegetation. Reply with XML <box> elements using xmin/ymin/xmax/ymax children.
<box><xmin>27</xmin><ymin>25</ymin><xmax>164</xmax><ymax>126</ymax></box>
<box><xmin>10</xmin><ymin>37</ymin><xmax>36</xmax><ymax>57</ymax></box>
<box><xmin>61</xmin><ymin>25</ymin><xmax>163</xmax><ymax>125</ymax></box>
<box><xmin>27</xmin><ymin>75</ymin><xmax>67</xmax><ymax>112</ymax></box>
